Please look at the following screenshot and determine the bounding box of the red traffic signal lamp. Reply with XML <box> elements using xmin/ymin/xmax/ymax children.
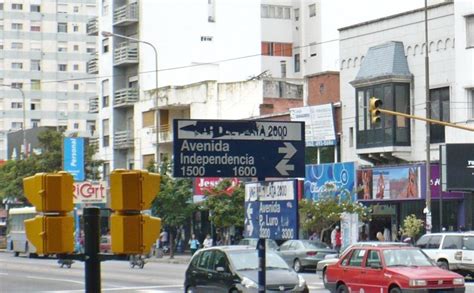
<box><xmin>23</xmin><ymin>172</ymin><xmax>74</xmax><ymax>255</ymax></box>
<box><xmin>110</xmin><ymin>169</ymin><xmax>161</xmax><ymax>255</ymax></box>
<box><xmin>369</xmin><ymin>97</ymin><xmax>383</xmax><ymax>124</ymax></box>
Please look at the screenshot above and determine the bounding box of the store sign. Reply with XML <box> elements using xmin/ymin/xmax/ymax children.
<box><xmin>73</xmin><ymin>181</ymin><xmax>106</xmax><ymax>204</ymax></box>
<box><xmin>430</xmin><ymin>164</ymin><xmax>464</xmax><ymax>199</ymax></box>
<box><xmin>304</xmin><ymin>162</ymin><xmax>355</xmax><ymax>201</ymax></box>
<box><xmin>64</xmin><ymin>137</ymin><xmax>85</xmax><ymax>181</ymax></box>
<box><xmin>193</xmin><ymin>177</ymin><xmax>240</xmax><ymax>203</ymax></box>
<box><xmin>442</xmin><ymin>144</ymin><xmax>474</xmax><ymax>191</ymax></box>
<box><xmin>290</xmin><ymin>104</ymin><xmax>336</xmax><ymax>147</ymax></box>
<box><xmin>371</xmin><ymin>165</ymin><xmax>422</xmax><ymax>200</ymax></box>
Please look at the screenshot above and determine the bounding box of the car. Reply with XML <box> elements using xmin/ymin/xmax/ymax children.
<box><xmin>184</xmin><ymin>245</ymin><xmax>309</xmax><ymax>293</ymax></box>
<box><xmin>316</xmin><ymin>242</ymin><xmax>409</xmax><ymax>276</ymax></box>
<box><xmin>277</xmin><ymin>239</ymin><xmax>336</xmax><ymax>272</ymax></box>
<box><xmin>238</xmin><ymin>238</ymin><xmax>279</xmax><ymax>251</ymax></box>
<box><xmin>415</xmin><ymin>232</ymin><xmax>474</xmax><ymax>275</ymax></box>
<box><xmin>324</xmin><ymin>245</ymin><xmax>466</xmax><ymax>293</ymax></box>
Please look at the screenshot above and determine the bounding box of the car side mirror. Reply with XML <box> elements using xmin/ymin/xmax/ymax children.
<box><xmin>369</xmin><ymin>262</ymin><xmax>382</xmax><ymax>269</ymax></box>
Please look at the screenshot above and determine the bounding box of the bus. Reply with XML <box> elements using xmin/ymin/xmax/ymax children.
<box><xmin>6</xmin><ymin>207</ymin><xmax>37</xmax><ymax>257</ymax></box>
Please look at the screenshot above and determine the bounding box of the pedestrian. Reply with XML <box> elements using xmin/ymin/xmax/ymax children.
<box><xmin>376</xmin><ymin>231</ymin><xmax>384</xmax><ymax>241</ymax></box>
<box><xmin>188</xmin><ymin>234</ymin><xmax>200</xmax><ymax>255</ymax></box>
<box><xmin>160</xmin><ymin>229</ymin><xmax>168</xmax><ymax>248</ymax></box>
<box><xmin>331</xmin><ymin>225</ymin><xmax>339</xmax><ymax>250</ymax></box>
<box><xmin>309</xmin><ymin>231</ymin><xmax>319</xmax><ymax>241</ymax></box>
<box><xmin>203</xmin><ymin>234</ymin><xmax>213</xmax><ymax>248</ymax></box>
<box><xmin>334</xmin><ymin>227</ymin><xmax>342</xmax><ymax>253</ymax></box>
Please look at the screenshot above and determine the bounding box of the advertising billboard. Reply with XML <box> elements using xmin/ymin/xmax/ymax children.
<box><xmin>304</xmin><ymin>162</ymin><xmax>355</xmax><ymax>201</ymax></box>
<box><xmin>290</xmin><ymin>104</ymin><xmax>336</xmax><ymax>147</ymax></box>
<box><xmin>73</xmin><ymin>181</ymin><xmax>106</xmax><ymax>204</ymax></box>
<box><xmin>371</xmin><ymin>165</ymin><xmax>422</xmax><ymax>200</ymax></box>
<box><xmin>443</xmin><ymin>144</ymin><xmax>474</xmax><ymax>191</ymax></box>
<box><xmin>64</xmin><ymin>137</ymin><xmax>85</xmax><ymax>181</ymax></box>
<box><xmin>193</xmin><ymin>177</ymin><xmax>240</xmax><ymax>203</ymax></box>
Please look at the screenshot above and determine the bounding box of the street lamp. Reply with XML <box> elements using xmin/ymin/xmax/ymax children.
<box><xmin>101</xmin><ymin>31</ymin><xmax>160</xmax><ymax>168</ymax></box>
<box><xmin>1</xmin><ymin>84</ymin><xmax>27</xmax><ymax>158</ymax></box>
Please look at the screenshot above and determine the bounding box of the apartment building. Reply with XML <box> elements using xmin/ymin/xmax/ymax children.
<box><xmin>94</xmin><ymin>0</ymin><xmax>323</xmax><ymax>175</ymax></box>
<box><xmin>0</xmin><ymin>0</ymin><xmax>98</xmax><ymax>160</ymax></box>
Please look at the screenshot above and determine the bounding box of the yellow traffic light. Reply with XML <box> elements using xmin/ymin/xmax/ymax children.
<box><xmin>369</xmin><ymin>97</ymin><xmax>383</xmax><ymax>124</ymax></box>
<box><xmin>22</xmin><ymin>172</ymin><xmax>74</xmax><ymax>255</ymax></box>
<box><xmin>110</xmin><ymin>169</ymin><xmax>161</xmax><ymax>254</ymax></box>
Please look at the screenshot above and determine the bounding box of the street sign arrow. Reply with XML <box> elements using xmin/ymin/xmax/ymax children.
<box><xmin>276</xmin><ymin>159</ymin><xmax>295</xmax><ymax>176</ymax></box>
<box><xmin>278</xmin><ymin>142</ymin><xmax>297</xmax><ymax>159</ymax></box>
<box><xmin>246</xmin><ymin>204</ymin><xmax>254</xmax><ymax>236</ymax></box>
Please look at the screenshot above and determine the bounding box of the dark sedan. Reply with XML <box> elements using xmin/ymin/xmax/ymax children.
<box><xmin>184</xmin><ymin>245</ymin><xmax>309</xmax><ymax>293</ymax></box>
<box><xmin>278</xmin><ymin>240</ymin><xmax>336</xmax><ymax>272</ymax></box>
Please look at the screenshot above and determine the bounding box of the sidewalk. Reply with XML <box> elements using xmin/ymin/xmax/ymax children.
<box><xmin>148</xmin><ymin>254</ymin><xmax>192</xmax><ymax>265</ymax></box>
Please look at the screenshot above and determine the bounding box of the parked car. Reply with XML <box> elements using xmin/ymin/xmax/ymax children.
<box><xmin>324</xmin><ymin>245</ymin><xmax>466</xmax><ymax>293</ymax></box>
<box><xmin>278</xmin><ymin>239</ymin><xmax>335</xmax><ymax>272</ymax></box>
<box><xmin>415</xmin><ymin>232</ymin><xmax>474</xmax><ymax>275</ymax></box>
<box><xmin>238</xmin><ymin>238</ymin><xmax>279</xmax><ymax>251</ymax></box>
<box><xmin>184</xmin><ymin>245</ymin><xmax>309</xmax><ymax>292</ymax></box>
<box><xmin>316</xmin><ymin>242</ymin><xmax>409</xmax><ymax>276</ymax></box>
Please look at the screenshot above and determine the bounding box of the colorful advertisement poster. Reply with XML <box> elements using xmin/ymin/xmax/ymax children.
<box><xmin>64</xmin><ymin>137</ymin><xmax>85</xmax><ymax>181</ymax></box>
<box><xmin>356</xmin><ymin>169</ymin><xmax>373</xmax><ymax>200</ymax></box>
<box><xmin>304</xmin><ymin>162</ymin><xmax>356</xmax><ymax>201</ymax></box>
<box><xmin>372</xmin><ymin>166</ymin><xmax>421</xmax><ymax>200</ymax></box>
<box><xmin>193</xmin><ymin>177</ymin><xmax>240</xmax><ymax>203</ymax></box>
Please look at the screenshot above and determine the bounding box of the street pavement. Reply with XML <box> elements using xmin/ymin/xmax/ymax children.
<box><xmin>0</xmin><ymin>252</ymin><xmax>329</xmax><ymax>292</ymax></box>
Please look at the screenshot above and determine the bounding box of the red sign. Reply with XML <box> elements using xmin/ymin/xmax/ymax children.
<box><xmin>193</xmin><ymin>177</ymin><xmax>240</xmax><ymax>196</ymax></box>
<box><xmin>73</xmin><ymin>181</ymin><xmax>107</xmax><ymax>204</ymax></box>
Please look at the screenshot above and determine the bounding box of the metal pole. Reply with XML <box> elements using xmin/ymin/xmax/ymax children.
<box><xmin>20</xmin><ymin>88</ymin><xmax>26</xmax><ymax>158</ymax></box>
<box><xmin>424</xmin><ymin>0</ymin><xmax>432</xmax><ymax>233</ymax></box>
<box><xmin>84</xmin><ymin>207</ymin><xmax>101</xmax><ymax>293</ymax></box>
<box><xmin>257</xmin><ymin>238</ymin><xmax>266</xmax><ymax>293</ymax></box>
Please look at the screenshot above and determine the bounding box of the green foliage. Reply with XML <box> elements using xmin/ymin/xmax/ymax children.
<box><xmin>202</xmin><ymin>180</ymin><xmax>245</xmax><ymax>230</ymax></box>
<box><xmin>402</xmin><ymin>214</ymin><xmax>424</xmax><ymax>239</ymax></box>
<box><xmin>299</xmin><ymin>197</ymin><xmax>372</xmax><ymax>235</ymax></box>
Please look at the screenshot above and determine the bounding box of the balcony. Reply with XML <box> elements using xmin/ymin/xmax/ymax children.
<box><xmin>89</xmin><ymin>136</ymin><xmax>99</xmax><ymax>149</ymax></box>
<box><xmin>114</xmin><ymin>130</ymin><xmax>134</xmax><ymax>149</ymax></box>
<box><xmin>113</xmin><ymin>3</ymin><xmax>138</xmax><ymax>26</ymax></box>
<box><xmin>113</xmin><ymin>42</ymin><xmax>138</xmax><ymax>66</ymax></box>
<box><xmin>87</xmin><ymin>54</ymin><xmax>99</xmax><ymax>74</ymax></box>
<box><xmin>89</xmin><ymin>96</ymin><xmax>99</xmax><ymax>113</ymax></box>
<box><xmin>114</xmin><ymin>88</ymin><xmax>139</xmax><ymax>108</ymax></box>
<box><xmin>87</xmin><ymin>17</ymin><xmax>99</xmax><ymax>35</ymax></box>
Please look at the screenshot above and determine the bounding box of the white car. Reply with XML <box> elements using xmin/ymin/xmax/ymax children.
<box><xmin>416</xmin><ymin>232</ymin><xmax>474</xmax><ymax>275</ymax></box>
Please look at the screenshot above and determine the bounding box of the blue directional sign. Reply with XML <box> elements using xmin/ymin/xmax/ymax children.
<box><xmin>173</xmin><ymin>119</ymin><xmax>305</xmax><ymax>178</ymax></box>
<box><xmin>244</xmin><ymin>180</ymin><xmax>299</xmax><ymax>240</ymax></box>
<box><xmin>64</xmin><ymin>137</ymin><xmax>85</xmax><ymax>181</ymax></box>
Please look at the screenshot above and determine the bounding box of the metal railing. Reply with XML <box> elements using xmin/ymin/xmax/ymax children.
<box><xmin>89</xmin><ymin>96</ymin><xmax>99</xmax><ymax>113</ymax></box>
<box><xmin>87</xmin><ymin>54</ymin><xmax>99</xmax><ymax>74</ymax></box>
<box><xmin>114</xmin><ymin>130</ymin><xmax>134</xmax><ymax>149</ymax></box>
<box><xmin>113</xmin><ymin>42</ymin><xmax>138</xmax><ymax>65</ymax></box>
<box><xmin>113</xmin><ymin>88</ymin><xmax>139</xmax><ymax>107</ymax></box>
<box><xmin>87</xmin><ymin>17</ymin><xmax>98</xmax><ymax>35</ymax></box>
<box><xmin>113</xmin><ymin>3</ymin><xmax>138</xmax><ymax>26</ymax></box>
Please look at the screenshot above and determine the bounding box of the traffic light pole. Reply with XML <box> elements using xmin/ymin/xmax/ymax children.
<box><xmin>84</xmin><ymin>207</ymin><xmax>101</xmax><ymax>293</ymax></box>
<box><xmin>257</xmin><ymin>238</ymin><xmax>266</xmax><ymax>293</ymax></box>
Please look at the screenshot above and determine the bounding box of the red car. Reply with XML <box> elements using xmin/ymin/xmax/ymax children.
<box><xmin>324</xmin><ymin>245</ymin><xmax>465</xmax><ymax>293</ymax></box>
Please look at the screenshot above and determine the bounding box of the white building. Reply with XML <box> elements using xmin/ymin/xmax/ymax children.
<box><xmin>95</xmin><ymin>0</ymin><xmax>323</xmax><ymax>175</ymax></box>
<box><xmin>0</xmin><ymin>0</ymin><xmax>98</xmax><ymax>160</ymax></box>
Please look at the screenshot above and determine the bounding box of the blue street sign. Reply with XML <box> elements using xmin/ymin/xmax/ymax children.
<box><xmin>244</xmin><ymin>180</ymin><xmax>299</xmax><ymax>240</ymax></box>
<box><xmin>64</xmin><ymin>137</ymin><xmax>85</xmax><ymax>181</ymax></box>
<box><xmin>173</xmin><ymin>119</ymin><xmax>305</xmax><ymax>178</ymax></box>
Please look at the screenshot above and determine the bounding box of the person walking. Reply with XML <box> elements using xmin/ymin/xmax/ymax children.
<box><xmin>188</xmin><ymin>234</ymin><xmax>200</xmax><ymax>255</ymax></box>
<box><xmin>331</xmin><ymin>226</ymin><xmax>339</xmax><ymax>250</ymax></box>
<box><xmin>334</xmin><ymin>227</ymin><xmax>342</xmax><ymax>253</ymax></box>
<box><xmin>203</xmin><ymin>234</ymin><xmax>213</xmax><ymax>248</ymax></box>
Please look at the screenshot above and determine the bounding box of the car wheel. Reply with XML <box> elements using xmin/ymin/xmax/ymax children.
<box><xmin>437</xmin><ymin>260</ymin><xmax>449</xmax><ymax>270</ymax></box>
<box><xmin>185</xmin><ymin>286</ymin><xmax>196</xmax><ymax>293</ymax></box>
<box><xmin>293</xmin><ymin>259</ymin><xmax>303</xmax><ymax>273</ymax></box>
<box><xmin>337</xmin><ymin>284</ymin><xmax>348</xmax><ymax>293</ymax></box>
<box><xmin>389</xmin><ymin>287</ymin><xmax>402</xmax><ymax>293</ymax></box>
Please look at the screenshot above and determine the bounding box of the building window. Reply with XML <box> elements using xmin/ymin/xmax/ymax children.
<box><xmin>12</xmin><ymin>23</ymin><xmax>23</xmax><ymax>30</ymax></box>
<box><xmin>102</xmin><ymin>119</ymin><xmax>110</xmax><ymax>147</ymax></box>
<box><xmin>467</xmin><ymin>15</ymin><xmax>474</xmax><ymax>48</ymax></box>
<box><xmin>142</xmin><ymin>110</ymin><xmax>155</xmax><ymax>127</ymax></box>
<box><xmin>102</xmin><ymin>79</ymin><xmax>110</xmax><ymax>107</ymax></box>
<box><xmin>261</xmin><ymin>5</ymin><xmax>291</xmax><ymax>19</ymax></box>
<box><xmin>12</xmin><ymin>62</ymin><xmax>23</xmax><ymax>70</ymax></box>
<box><xmin>349</xmin><ymin>127</ymin><xmax>354</xmax><ymax>147</ymax></box>
<box><xmin>30</xmin><ymin>24</ymin><xmax>41</xmax><ymax>32</ymax></box>
<box><xmin>31</xmin><ymin>80</ymin><xmax>41</xmax><ymax>90</ymax></box>
<box><xmin>58</xmin><ymin>23</ymin><xmax>67</xmax><ymax>33</ymax></box>
<box><xmin>102</xmin><ymin>38</ymin><xmax>109</xmax><ymax>53</ymax></box>
<box><xmin>310</xmin><ymin>42</ymin><xmax>317</xmax><ymax>57</ymax></box>
<box><xmin>294</xmin><ymin>8</ymin><xmax>300</xmax><ymax>21</ymax></box>
<box><xmin>74</xmin><ymin>45</ymin><xmax>79</xmax><ymax>51</ymax></box>
<box><xmin>430</xmin><ymin>87</ymin><xmax>450</xmax><ymax>144</ymax></box>
<box><xmin>11</xmin><ymin>42</ymin><xmax>23</xmax><ymax>49</ymax></box>
<box><xmin>309</xmin><ymin>4</ymin><xmax>316</xmax><ymax>17</ymax></box>
<box><xmin>73</xmin><ymin>64</ymin><xmax>79</xmax><ymax>71</ymax></box>
<box><xmin>58</xmin><ymin>64</ymin><xmax>67</xmax><ymax>71</ymax></box>
<box><xmin>31</xmin><ymin>60</ymin><xmax>41</xmax><ymax>71</ymax></box>
<box><xmin>30</xmin><ymin>5</ymin><xmax>41</xmax><ymax>12</ymax></box>
<box><xmin>58</xmin><ymin>42</ymin><xmax>67</xmax><ymax>52</ymax></box>
<box><xmin>74</xmin><ymin>6</ymin><xmax>79</xmax><ymax>13</ymax></box>
<box><xmin>74</xmin><ymin>84</ymin><xmax>79</xmax><ymax>90</ymax></box>
<box><xmin>0</xmin><ymin>4</ymin><xmax>3</xmax><ymax>10</ymax></box>
<box><xmin>87</xmin><ymin>47</ymin><xmax>95</xmax><ymax>53</ymax></box>
<box><xmin>74</xmin><ymin>123</ymin><xmax>79</xmax><ymax>129</ymax></box>
<box><xmin>58</xmin><ymin>4</ymin><xmax>67</xmax><ymax>13</ymax></box>
<box><xmin>73</xmin><ymin>24</ymin><xmax>79</xmax><ymax>32</ymax></box>
<box><xmin>11</xmin><ymin>102</ymin><xmax>23</xmax><ymax>109</ymax></box>
<box><xmin>12</xmin><ymin>3</ymin><xmax>23</xmax><ymax>10</ymax></box>
<box><xmin>294</xmin><ymin>54</ymin><xmax>300</xmax><ymax>72</ymax></box>
<box><xmin>208</xmin><ymin>0</ymin><xmax>215</xmax><ymax>22</ymax></box>
<box><xmin>11</xmin><ymin>82</ymin><xmax>23</xmax><ymax>89</ymax></box>
<box><xmin>31</xmin><ymin>100</ymin><xmax>40</xmax><ymax>110</ymax></box>
<box><xmin>469</xmin><ymin>89</ymin><xmax>474</xmax><ymax>119</ymax></box>
<box><xmin>12</xmin><ymin>122</ymin><xmax>23</xmax><ymax>129</ymax></box>
<box><xmin>31</xmin><ymin>119</ymin><xmax>40</xmax><ymax>128</ymax></box>
<box><xmin>261</xmin><ymin>42</ymin><xmax>293</xmax><ymax>57</ymax></box>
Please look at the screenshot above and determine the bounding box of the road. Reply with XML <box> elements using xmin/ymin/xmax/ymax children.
<box><xmin>0</xmin><ymin>252</ymin><xmax>328</xmax><ymax>292</ymax></box>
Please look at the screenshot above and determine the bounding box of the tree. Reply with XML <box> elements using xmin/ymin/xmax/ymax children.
<box><xmin>402</xmin><ymin>214</ymin><xmax>424</xmax><ymax>242</ymax></box>
<box><xmin>299</xmin><ymin>197</ymin><xmax>371</xmax><ymax>242</ymax></box>
<box><xmin>202</xmin><ymin>180</ymin><xmax>245</xmax><ymax>244</ymax></box>
<box><xmin>151</xmin><ymin>157</ymin><xmax>194</xmax><ymax>258</ymax></box>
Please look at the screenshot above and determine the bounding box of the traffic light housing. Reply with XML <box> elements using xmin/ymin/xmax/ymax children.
<box><xmin>369</xmin><ymin>97</ymin><xmax>383</xmax><ymax>124</ymax></box>
<box><xmin>23</xmin><ymin>172</ymin><xmax>74</xmax><ymax>255</ymax></box>
<box><xmin>110</xmin><ymin>169</ymin><xmax>161</xmax><ymax>254</ymax></box>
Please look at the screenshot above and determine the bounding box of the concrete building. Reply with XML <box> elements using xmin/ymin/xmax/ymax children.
<box><xmin>338</xmin><ymin>0</ymin><xmax>474</xmax><ymax>234</ymax></box>
<box><xmin>94</xmin><ymin>0</ymin><xmax>322</xmax><ymax>175</ymax></box>
<box><xmin>0</xmin><ymin>0</ymin><xmax>98</xmax><ymax>160</ymax></box>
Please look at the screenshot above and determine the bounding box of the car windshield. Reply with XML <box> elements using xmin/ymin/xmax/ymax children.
<box><xmin>383</xmin><ymin>249</ymin><xmax>434</xmax><ymax>267</ymax></box>
<box><xmin>229</xmin><ymin>250</ymin><xmax>289</xmax><ymax>270</ymax></box>
<box><xmin>301</xmin><ymin>241</ymin><xmax>330</xmax><ymax>249</ymax></box>
<box><xmin>238</xmin><ymin>239</ymin><xmax>278</xmax><ymax>250</ymax></box>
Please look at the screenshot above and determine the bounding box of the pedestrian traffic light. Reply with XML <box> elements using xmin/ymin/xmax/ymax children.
<box><xmin>369</xmin><ymin>97</ymin><xmax>383</xmax><ymax>124</ymax></box>
<box><xmin>23</xmin><ymin>172</ymin><xmax>74</xmax><ymax>255</ymax></box>
<box><xmin>109</xmin><ymin>169</ymin><xmax>161</xmax><ymax>254</ymax></box>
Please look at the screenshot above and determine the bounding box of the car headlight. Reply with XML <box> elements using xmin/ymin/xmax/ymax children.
<box><xmin>241</xmin><ymin>277</ymin><xmax>258</xmax><ymax>289</ymax></box>
<box><xmin>453</xmin><ymin>278</ymin><xmax>465</xmax><ymax>285</ymax></box>
<box><xmin>409</xmin><ymin>279</ymin><xmax>427</xmax><ymax>287</ymax></box>
<box><xmin>297</xmin><ymin>274</ymin><xmax>306</xmax><ymax>288</ymax></box>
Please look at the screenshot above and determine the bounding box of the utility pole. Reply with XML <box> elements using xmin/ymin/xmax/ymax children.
<box><xmin>424</xmin><ymin>0</ymin><xmax>432</xmax><ymax>233</ymax></box>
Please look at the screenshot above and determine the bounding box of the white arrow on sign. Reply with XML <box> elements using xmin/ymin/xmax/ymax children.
<box><xmin>246</xmin><ymin>204</ymin><xmax>254</xmax><ymax>236</ymax></box>
<box><xmin>276</xmin><ymin>142</ymin><xmax>296</xmax><ymax>175</ymax></box>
